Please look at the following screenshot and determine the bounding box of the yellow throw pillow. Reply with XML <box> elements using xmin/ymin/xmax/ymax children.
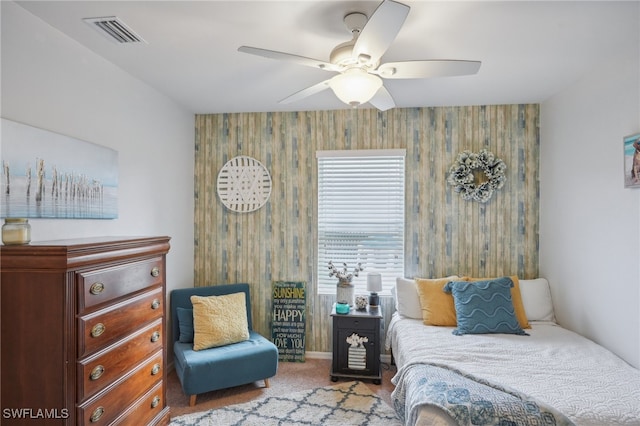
<box><xmin>462</xmin><ymin>276</ymin><xmax>531</xmax><ymax>329</ymax></box>
<box><xmin>415</xmin><ymin>276</ymin><xmax>460</xmax><ymax>326</ymax></box>
<box><xmin>191</xmin><ymin>292</ymin><xmax>250</xmax><ymax>351</ymax></box>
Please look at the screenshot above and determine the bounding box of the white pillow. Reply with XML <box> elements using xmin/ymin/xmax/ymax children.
<box><xmin>519</xmin><ymin>278</ymin><xmax>556</xmax><ymax>322</ymax></box>
<box><xmin>394</xmin><ymin>278</ymin><xmax>423</xmax><ymax>319</ymax></box>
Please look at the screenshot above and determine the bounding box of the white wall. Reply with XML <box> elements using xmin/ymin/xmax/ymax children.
<box><xmin>1</xmin><ymin>2</ymin><xmax>195</xmax><ymax>299</ymax></box>
<box><xmin>540</xmin><ymin>2</ymin><xmax>640</xmax><ymax>368</ymax></box>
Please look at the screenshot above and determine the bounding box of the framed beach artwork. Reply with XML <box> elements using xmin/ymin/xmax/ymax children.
<box><xmin>1</xmin><ymin>118</ymin><xmax>118</xmax><ymax>218</ymax></box>
<box><xmin>624</xmin><ymin>132</ymin><xmax>640</xmax><ymax>188</ymax></box>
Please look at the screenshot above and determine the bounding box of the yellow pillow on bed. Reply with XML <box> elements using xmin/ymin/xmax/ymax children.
<box><xmin>415</xmin><ymin>276</ymin><xmax>459</xmax><ymax>326</ymax></box>
<box><xmin>462</xmin><ymin>276</ymin><xmax>531</xmax><ymax>329</ymax></box>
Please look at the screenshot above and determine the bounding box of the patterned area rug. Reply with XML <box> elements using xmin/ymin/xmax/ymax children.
<box><xmin>170</xmin><ymin>381</ymin><xmax>401</xmax><ymax>426</ymax></box>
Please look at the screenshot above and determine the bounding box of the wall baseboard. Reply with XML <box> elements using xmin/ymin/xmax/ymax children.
<box><xmin>170</xmin><ymin>352</ymin><xmax>394</xmax><ymax>373</ymax></box>
<box><xmin>304</xmin><ymin>351</ymin><xmax>332</xmax><ymax>360</ymax></box>
<box><xmin>306</xmin><ymin>351</ymin><xmax>393</xmax><ymax>364</ymax></box>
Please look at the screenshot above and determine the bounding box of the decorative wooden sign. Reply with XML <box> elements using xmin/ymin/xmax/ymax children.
<box><xmin>271</xmin><ymin>281</ymin><xmax>306</xmax><ymax>362</ymax></box>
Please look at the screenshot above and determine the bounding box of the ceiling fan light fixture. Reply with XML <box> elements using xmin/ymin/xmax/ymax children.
<box><xmin>238</xmin><ymin>0</ymin><xmax>478</xmax><ymax>111</ymax></box>
<box><xmin>329</xmin><ymin>68</ymin><xmax>382</xmax><ymax>107</ymax></box>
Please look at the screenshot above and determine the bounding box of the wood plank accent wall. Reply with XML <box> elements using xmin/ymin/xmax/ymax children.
<box><xmin>194</xmin><ymin>105</ymin><xmax>540</xmax><ymax>353</ymax></box>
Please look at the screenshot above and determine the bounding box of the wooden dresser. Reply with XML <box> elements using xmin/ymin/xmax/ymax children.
<box><xmin>1</xmin><ymin>236</ymin><xmax>171</xmax><ymax>425</ymax></box>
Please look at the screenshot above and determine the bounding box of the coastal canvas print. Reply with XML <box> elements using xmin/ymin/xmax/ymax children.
<box><xmin>624</xmin><ymin>132</ymin><xmax>640</xmax><ymax>188</ymax></box>
<box><xmin>1</xmin><ymin>118</ymin><xmax>118</xmax><ymax>218</ymax></box>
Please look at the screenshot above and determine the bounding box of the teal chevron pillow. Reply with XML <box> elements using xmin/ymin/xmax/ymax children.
<box><xmin>444</xmin><ymin>277</ymin><xmax>529</xmax><ymax>336</ymax></box>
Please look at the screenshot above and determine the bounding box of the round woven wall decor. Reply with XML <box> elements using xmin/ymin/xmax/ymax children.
<box><xmin>216</xmin><ymin>155</ymin><xmax>272</xmax><ymax>212</ymax></box>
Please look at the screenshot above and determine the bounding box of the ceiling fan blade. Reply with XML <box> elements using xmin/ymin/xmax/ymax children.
<box><xmin>376</xmin><ymin>60</ymin><xmax>481</xmax><ymax>79</ymax></box>
<box><xmin>238</xmin><ymin>46</ymin><xmax>341</xmax><ymax>72</ymax></box>
<box><xmin>368</xmin><ymin>86</ymin><xmax>396</xmax><ymax>111</ymax></box>
<box><xmin>279</xmin><ymin>79</ymin><xmax>331</xmax><ymax>104</ymax></box>
<box><xmin>353</xmin><ymin>0</ymin><xmax>410</xmax><ymax>65</ymax></box>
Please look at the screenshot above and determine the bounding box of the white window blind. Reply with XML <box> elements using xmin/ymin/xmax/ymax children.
<box><xmin>317</xmin><ymin>149</ymin><xmax>405</xmax><ymax>295</ymax></box>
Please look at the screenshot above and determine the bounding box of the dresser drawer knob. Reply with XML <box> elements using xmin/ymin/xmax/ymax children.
<box><xmin>151</xmin><ymin>363</ymin><xmax>161</xmax><ymax>375</ymax></box>
<box><xmin>150</xmin><ymin>267</ymin><xmax>160</xmax><ymax>277</ymax></box>
<box><xmin>90</xmin><ymin>365</ymin><xmax>105</xmax><ymax>381</ymax></box>
<box><xmin>90</xmin><ymin>406</ymin><xmax>104</xmax><ymax>423</ymax></box>
<box><xmin>151</xmin><ymin>395</ymin><xmax>161</xmax><ymax>409</ymax></box>
<box><xmin>151</xmin><ymin>331</ymin><xmax>160</xmax><ymax>343</ymax></box>
<box><xmin>89</xmin><ymin>282</ymin><xmax>104</xmax><ymax>295</ymax></box>
<box><xmin>151</xmin><ymin>299</ymin><xmax>161</xmax><ymax>310</ymax></box>
<box><xmin>91</xmin><ymin>323</ymin><xmax>105</xmax><ymax>338</ymax></box>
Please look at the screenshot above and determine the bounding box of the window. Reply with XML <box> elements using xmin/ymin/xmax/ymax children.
<box><xmin>317</xmin><ymin>149</ymin><xmax>405</xmax><ymax>295</ymax></box>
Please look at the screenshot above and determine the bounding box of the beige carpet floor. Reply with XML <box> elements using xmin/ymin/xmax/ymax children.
<box><xmin>167</xmin><ymin>357</ymin><xmax>398</xmax><ymax>419</ymax></box>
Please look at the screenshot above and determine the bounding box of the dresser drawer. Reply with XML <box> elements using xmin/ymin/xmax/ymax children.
<box><xmin>112</xmin><ymin>381</ymin><xmax>166</xmax><ymax>426</ymax></box>
<box><xmin>78</xmin><ymin>351</ymin><xmax>163</xmax><ymax>426</ymax></box>
<box><xmin>78</xmin><ymin>257</ymin><xmax>164</xmax><ymax>313</ymax></box>
<box><xmin>78</xmin><ymin>318</ymin><xmax>163</xmax><ymax>401</ymax></box>
<box><xmin>79</xmin><ymin>288</ymin><xmax>163</xmax><ymax>357</ymax></box>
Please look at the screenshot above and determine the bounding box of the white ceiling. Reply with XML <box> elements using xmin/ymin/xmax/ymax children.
<box><xmin>15</xmin><ymin>1</ymin><xmax>634</xmax><ymax>114</ymax></box>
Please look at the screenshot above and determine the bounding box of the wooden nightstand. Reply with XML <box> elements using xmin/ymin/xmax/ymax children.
<box><xmin>330</xmin><ymin>304</ymin><xmax>382</xmax><ymax>384</ymax></box>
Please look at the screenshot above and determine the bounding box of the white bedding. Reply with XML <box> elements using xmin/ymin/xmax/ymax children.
<box><xmin>386</xmin><ymin>313</ymin><xmax>640</xmax><ymax>425</ymax></box>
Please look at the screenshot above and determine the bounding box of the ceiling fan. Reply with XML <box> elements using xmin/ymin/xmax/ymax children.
<box><xmin>238</xmin><ymin>0</ymin><xmax>481</xmax><ymax>111</ymax></box>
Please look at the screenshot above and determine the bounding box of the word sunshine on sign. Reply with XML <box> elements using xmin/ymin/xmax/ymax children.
<box><xmin>271</xmin><ymin>281</ymin><xmax>306</xmax><ymax>362</ymax></box>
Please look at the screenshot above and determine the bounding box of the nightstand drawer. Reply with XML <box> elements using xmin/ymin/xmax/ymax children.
<box><xmin>335</xmin><ymin>316</ymin><xmax>376</xmax><ymax>331</ymax></box>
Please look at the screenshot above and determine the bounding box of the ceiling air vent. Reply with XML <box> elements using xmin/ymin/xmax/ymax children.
<box><xmin>83</xmin><ymin>16</ymin><xmax>146</xmax><ymax>44</ymax></box>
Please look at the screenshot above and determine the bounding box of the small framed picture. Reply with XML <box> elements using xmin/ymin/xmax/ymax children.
<box><xmin>624</xmin><ymin>132</ymin><xmax>640</xmax><ymax>188</ymax></box>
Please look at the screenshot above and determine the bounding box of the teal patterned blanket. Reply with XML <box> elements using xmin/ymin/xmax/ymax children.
<box><xmin>392</xmin><ymin>363</ymin><xmax>575</xmax><ymax>426</ymax></box>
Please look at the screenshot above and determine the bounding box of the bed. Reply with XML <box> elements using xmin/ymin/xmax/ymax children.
<box><xmin>386</xmin><ymin>277</ymin><xmax>640</xmax><ymax>426</ymax></box>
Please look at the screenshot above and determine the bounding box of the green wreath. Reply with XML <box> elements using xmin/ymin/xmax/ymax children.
<box><xmin>447</xmin><ymin>149</ymin><xmax>506</xmax><ymax>203</ymax></box>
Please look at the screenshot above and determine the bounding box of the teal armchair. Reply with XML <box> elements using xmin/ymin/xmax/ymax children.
<box><xmin>170</xmin><ymin>283</ymin><xmax>278</xmax><ymax>406</ymax></box>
